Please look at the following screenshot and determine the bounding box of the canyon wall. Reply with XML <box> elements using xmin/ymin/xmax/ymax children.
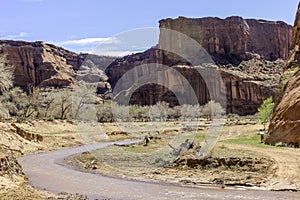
<box><xmin>110</xmin><ymin>60</ymin><xmax>279</xmax><ymax>115</ymax></box>
<box><xmin>0</xmin><ymin>40</ymin><xmax>82</xmax><ymax>89</ymax></box>
<box><xmin>266</xmin><ymin>3</ymin><xmax>300</xmax><ymax>146</ymax></box>
<box><xmin>0</xmin><ymin>40</ymin><xmax>112</xmax><ymax>94</ymax></box>
<box><xmin>159</xmin><ymin>16</ymin><xmax>292</xmax><ymax>65</ymax></box>
<box><xmin>106</xmin><ymin>17</ymin><xmax>290</xmax><ymax>115</ymax></box>
<box><xmin>0</xmin><ymin>15</ymin><xmax>293</xmax><ymax>116</ymax></box>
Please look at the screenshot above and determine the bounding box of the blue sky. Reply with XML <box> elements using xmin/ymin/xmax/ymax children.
<box><xmin>0</xmin><ymin>0</ymin><xmax>299</xmax><ymax>54</ymax></box>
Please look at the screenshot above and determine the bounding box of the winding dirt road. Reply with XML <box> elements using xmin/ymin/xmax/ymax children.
<box><xmin>18</xmin><ymin>141</ymin><xmax>300</xmax><ymax>200</ymax></box>
<box><xmin>226</xmin><ymin>144</ymin><xmax>300</xmax><ymax>191</ymax></box>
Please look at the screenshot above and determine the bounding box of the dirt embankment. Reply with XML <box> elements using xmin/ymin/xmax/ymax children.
<box><xmin>0</xmin><ymin>120</ymin><xmax>86</xmax><ymax>199</ymax></box>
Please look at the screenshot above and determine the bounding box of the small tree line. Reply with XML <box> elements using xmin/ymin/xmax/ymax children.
<box><xmin>0</xmin><ymin>55</ymin><xmax>96</xmax><ymax>121</ymax></box>
<box><xmin>0</xmin><ymin>86</ymin><xmax>226</xmax><ymax>122</ymax></box>
<box><xmin>0</xmin><ymin>86</ymin><xmax>90</xmax><ymax>121</ymax></box>
<box><xmin>96</xmin><ymin>100</ymin><xmax>225</xmax><ymax>123</ymax></box>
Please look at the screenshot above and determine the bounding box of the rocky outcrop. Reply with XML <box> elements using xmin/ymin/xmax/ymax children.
<box><xmin>0</xmin><ymin>40</ymin><xmax>113</xmax><ymax>95</ymax></box>
<box><xmin>266</xmin><ymin>3</ymin><xmax>300</xmax><ymax>146</ymax></box>
<box><xmin>159</xmin><ymin>16</ymin><xmax>292</xmax><ymax>65</ymax></box>
<box><xmin>0</xmin><ymin>15</ymin><xmax>292</xmax><ymax>116</ymax></box>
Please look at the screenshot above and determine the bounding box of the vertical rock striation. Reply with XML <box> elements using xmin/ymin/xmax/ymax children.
<box><xmin>159</xmin><ymin>16</ymin><xmax>292</xmax><ymax>65</ymax></box>
<box><xmin>0</xmin><ymin>40</ymin><xmax>113</xmax><ymax>95</ymax></box>
<box><xmin>0</xmin><ymin>40</ymin><xmax>82</xmax><ymax>89</ymax></box>
<box><xmin>266</xmin><ymin>3</ymin><xmax>300</xmax><ymax>146</ymax></box>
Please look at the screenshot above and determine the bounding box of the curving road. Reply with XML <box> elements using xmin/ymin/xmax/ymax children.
<box><xmin>18</xmin><ymin>141</ymin><xmax>299</xmax><ymax>200</ymax></box>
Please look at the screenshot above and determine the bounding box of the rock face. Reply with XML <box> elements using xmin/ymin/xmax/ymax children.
<box><xmin>0</xmin><ymin>40</ymin><xmax>80</xmax><ymax>89</ymax></box>
<box><xmin>110</xmin><ymin>61</ymin><xmax>280</xmax><ymax>115</ymax></box>
<box><xmin>266</xmin><ymin>3</ymin><xmax>300</xmax><ymax>146</ymax></box>
<box><xmin>0</xmin><ymin>40</ymin><xmax>113</xmax><ymax>94</ymax></box>
<box><xmin>106</xmin><ymin>16</ymin><xmax>290</xmax><ymax>115</ymax></box>
<box><xmin>159</xmin><ymin>16</ymin><xmax>292</xmax><ymax>65</ymax></box>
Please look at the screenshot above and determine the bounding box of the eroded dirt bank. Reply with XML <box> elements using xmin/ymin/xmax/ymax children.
<box><xmin>0</xmin><ymin>120</ymin><xmax>86</xmax><ymax>199</ymax></box>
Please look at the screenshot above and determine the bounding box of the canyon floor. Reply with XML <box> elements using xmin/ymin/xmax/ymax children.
<box><xmin>68</xmin><ymin>121</ymin><xmax>300</xmax><ymax>192</ymax></box>
<box><xmin>0</xmin><ymin>119</ymin><xmax>299</xmax><ymax>199</ymax></box>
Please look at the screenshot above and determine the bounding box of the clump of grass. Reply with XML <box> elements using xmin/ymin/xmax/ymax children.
<box><xmin>225</xmin><ymin>135</ymin><xmax>276</xmax><ymax>148</ymax></box>
<box><xmin>194</xmin><ymin>133</ymin><xmax>205</xmax><ymax>141</ymax></box>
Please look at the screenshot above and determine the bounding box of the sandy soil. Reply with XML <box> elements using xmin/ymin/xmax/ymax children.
<box><xmin>226</xmin><ymin>144</ymin><xmax>300</xmax><ymax>190</ymax></box>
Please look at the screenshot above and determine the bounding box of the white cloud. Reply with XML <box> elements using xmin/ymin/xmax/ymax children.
<box><xmin>53</xmin><ymin>29</ymin><xmax>158</xmax><ymax>56</ymax></box>
<box><xmin>58</xmin><ymin>37</ymin><xmax>117</xmax><ymax>46</ymax></box>
<box><xmin>5</xmin><ymin>32</ymin><xmax>28</xmax><ymax>39</ymax></box>
<box><xmin>54</xmin><ymin>37</ymin><xmax>125</xmax><ymax>55</ymax></box>
<box><xmin>22</xmin><ymin>0</ymin><xmax>45</xmax><ymax>2</ymax></box>
<box><xmin>91</xmin><ymin>50</ymin><xmax>143</xmax><ymax>57</ymax></box>
<box><xmin>19</xmin><ymin>32</ymin><xmax>28</xmax><ymax>37</ymax></box>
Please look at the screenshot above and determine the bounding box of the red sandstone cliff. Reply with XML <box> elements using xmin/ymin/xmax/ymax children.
<box><xmin>1</xmin><ymin>40</ymin><xmax>81</xmax><ymax>89</ymax></box>
<box><xmin>109</xmin><ymin>57</ymin><xmax>281</xmax><ymax>115</ymax></box>
<box><xmin>159</xmin><ymin>16</ymin><xmax>292</xmax><ymax>65</ymax></box>
<box><xmin>266</xmin><ymin>3</ymin><xmax>300</xmax><ymax>146</ymax></box>
<box><xmin>0</xmin><ymin>40</ymin><xmax>113</xmax><ymax>94</ymax></box>
<box><xmin>106</xmin><ymin>17</ymin><xmax>290</xmax><ymax>115</ymax></box>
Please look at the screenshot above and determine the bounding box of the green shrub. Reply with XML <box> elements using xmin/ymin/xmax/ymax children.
<box><xmin>257</xmin><ymin>97</ymin><xmax>275</xmax><ymax>130</ymax></box>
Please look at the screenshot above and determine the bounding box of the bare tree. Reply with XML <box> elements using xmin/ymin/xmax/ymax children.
<box><xmin>10</xmin><ymin>87</ymin><xmax>39</xmax><ymax>119</ymax></box>
<box><xmin>111</xmin><ymin>102</ymin><xmax>131</xmax><ymax>122</ymax></box>
<box><xmin>202</xmin><ymin>100</ymin><xmax>225</xmax><ymax>121</ymax></box>
<box><xmin>149</xmin><ymin>102</ymin><xmax>168</xmax><ymax>122</ymax></box>
<box><xmin>36</xmin><ymin>88</ymin><xmax>56</xmax><ymax>118</ymax></box>
<box><xmin>181</xmin><ymin>104</ymin><xmax>202</xmax><ymax>121</ymax></box>
<box><xmin>52</xmin><ymin>88</ymin><xmax>72</xmax><ymax>120</ymax></box>
<box><xmin>72</xmin><ymin>83</ymin><xmax>96</xmax><ymax>120</ymax></box>
<box><xmin>0</xmin><ymin>93</ymin><xmax>11</xmax><ymax>119</ymax></box>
